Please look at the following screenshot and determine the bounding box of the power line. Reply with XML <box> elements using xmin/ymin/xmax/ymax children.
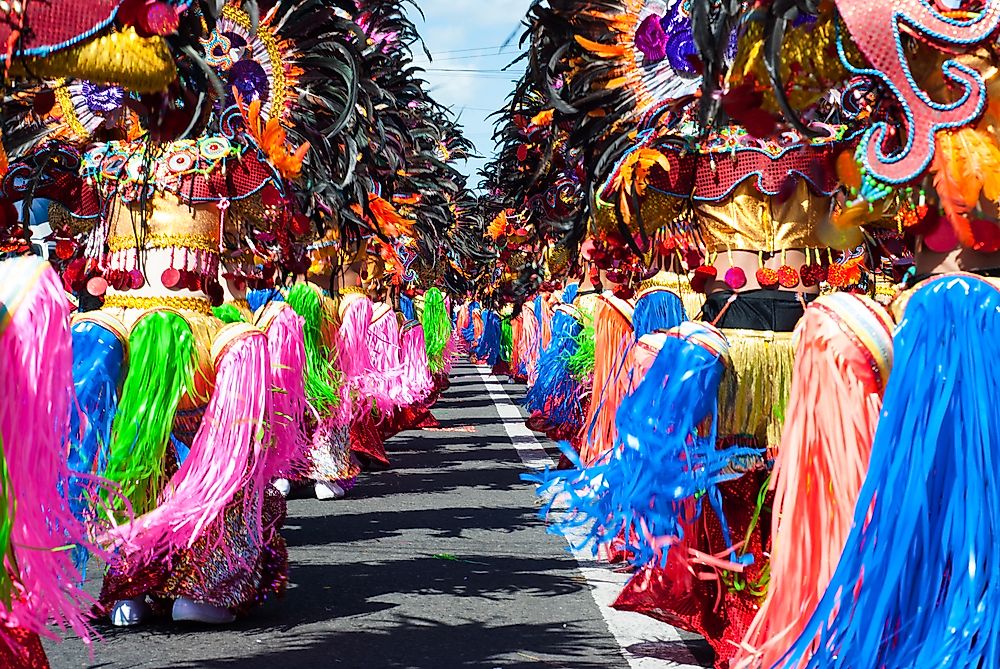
<box><xmin>422</xmin><ymin>67</ymin><xmax>518</xmax><ymax>74</ymax></box>
<box><xmin>415</xmin><ymin>47</ymin><xmax>521</xmax><ymax>63</ymax></box>
<box><xmin>413</xmin><ymin>50</ymin><xmax>521</xmax><ymax>64</ymax></box>
<box><xmin>428</xmin><ymin>76</ymin><xmax>521</xmax><ymax>82</ymax></box>
<box><xmin>425</xmin><ymin>44</ymin><xmax>522</xmax><ymax>55</ymax></box>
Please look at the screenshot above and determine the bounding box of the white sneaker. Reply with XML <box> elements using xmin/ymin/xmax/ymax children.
<box><xmin>171</xmin><ymin>597</ymin><xmax>236</xmax><ymax>624</ymax></box>
<box><xmin>314</xmin><ymin>480</ymin><xmax>345</xmax><ymax>500</ymax></box>
<box><xmin>111</xmin><ymin>597</ymin><xmax>152</xmax><ymax>627</ymax></box>
<box><xmin>272</xmin><ymin>478</ymin><xmax>291</xmax><ymax>497</ymax></box>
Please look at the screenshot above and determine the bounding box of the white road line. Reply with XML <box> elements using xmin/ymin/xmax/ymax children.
<box><xmin>475</xmin><ymin>365</ymin><xmax>709</xmax><ymax>669</ymax></box>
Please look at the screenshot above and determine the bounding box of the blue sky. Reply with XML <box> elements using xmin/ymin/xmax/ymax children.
<box><xmin>411</xmin><ymin>0</ymin><xmax>534</xmax><ymax>187</ymax></box>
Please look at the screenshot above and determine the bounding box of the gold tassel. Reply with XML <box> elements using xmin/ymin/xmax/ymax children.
<box><xmin>9</xmin><ymin>28</ymin><xmax>175</xmax><ymax>93</ymax></box>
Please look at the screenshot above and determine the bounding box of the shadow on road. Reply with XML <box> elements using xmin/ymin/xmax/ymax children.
<box><xmin>169</xmin><ymin>615</ymin><xmax>616</xmax><ymax>668</ymax></box>
<box><xmin>44</xmin><ymin>362</ymin><xmax>686</xmax><ymax>669</ymax></box>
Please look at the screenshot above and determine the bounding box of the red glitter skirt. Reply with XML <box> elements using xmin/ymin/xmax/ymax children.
<box><xmin>388</xmin><ymin>404</ymin><xmax>440</xmax><ymax>435</ymax></box>
<box><xmin>100</xmin><ymin>487</ymin><xmax>289</xmax><ymax>618</ymax></box>
<box><xmin>526</xmin><ymin>409</ymin><xmax>582</xmax><ymax>445</ymax></box>
<box><xmin>491</xmin><ymin>361</ymin><xmax>511</xmax><ymax>377</ymax></box>
<box><xmin>432</xmin><ymin>373</ymin><xmax>450</xmax><ymax>396</ymax></box>
<box><xmin>613</xmin><ymin>470</ymin><xmax>772</xmax><ymax>669</ymax></box>
<box><xmin>381</xmin><ymin>384</ymin><xmax>443</xmax><ymax>439</ymax></box>
<box><xmin>378</xmin><ymin>373</ymin><xmax>448</xmax><ymax>441</ymax></box>
<box><xmin>525</xmin><ymin>411</ymin><xmax>549</xmax><ymax>435</ymax></box>
<box><xmin>0</xmin><ymin>627</ymin><xmax>49</xmax><ymax>669</ymax></box>
<box><xmin>350</xmin><ymin>409</ymin><xmax>390</xmax><ymax>470</ymax></box>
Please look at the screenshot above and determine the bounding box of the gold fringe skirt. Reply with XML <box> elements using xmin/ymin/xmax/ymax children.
<box><xmin>717</xmin><ymin>328</ymin><xmax>796</xmax><ymax>452</ymax></box>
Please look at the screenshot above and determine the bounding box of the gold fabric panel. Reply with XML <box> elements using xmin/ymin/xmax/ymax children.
<box><xmin>696</xmin><ymin>181</ymin><xmax>831</xmax><ymax>253</ymax></box>
<box><xmin>319</xmin><ymin>291</ymin><xmax>342</xmax><ymax>354</ymax></box>
<box><xmin>9</xmin><ymin>29</ymin><xmax>175</xmax><ymax>94</ymax></box>
<box><xmin>108</xmin><ymin>194</ymin><xmax>222</xmax><ymax>250</ymax></box>
<box><xmin>231</xmin><ymin>300</ymin><xmax>254</xmax><ymax>322</ymax></box>
<box><xmin>591</xmin><ymin>189</ymin><xmax>685</xmax><ymax>237</ymax></box>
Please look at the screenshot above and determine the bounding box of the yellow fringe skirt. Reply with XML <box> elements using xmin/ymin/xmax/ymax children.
<box><xmin>717</xmin><ymin>328</ymin><xmax>796</xmax><ymax>453</ymax></box>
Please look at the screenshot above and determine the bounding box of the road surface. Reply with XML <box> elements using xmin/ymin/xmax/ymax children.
<box><xmin>45</xmin><ymin>362</ymin><xmax>712</xmax><ymax>669</ymax></box>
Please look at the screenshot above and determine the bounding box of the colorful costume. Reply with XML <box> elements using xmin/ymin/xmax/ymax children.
<box><xmin>2</xmin><ymin>0</ymin><xmax>398</xmax><ymax>628</ymax></box>
<box><xmin>499</xmin><ymin>0</ymin><xmax>895</xmax><ymax>664</ymax></box>
<box><xmin>734</xmin><ymin>293</ymin><xmax>893</xmax><ymax>669</ymax></box>
<box><xmin>0</xmin><ymin>258</ymin><xmax>104</xmax><ymax>667</ymax></box>
<box><xmin>747</xmin><ymin>2</ymin><xmax>1000</xmax><ymax>667</ymax></box>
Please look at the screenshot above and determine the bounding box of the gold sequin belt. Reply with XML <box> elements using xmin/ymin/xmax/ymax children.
<box><xmin>107</xmin><ymin>232</ymin><xmax>220</xmax><ymax>254</ymax></box>
<box><xmin>103</xmin><ymin>293</ymin><xmax>213</xmax><ymax>315</ymax></box>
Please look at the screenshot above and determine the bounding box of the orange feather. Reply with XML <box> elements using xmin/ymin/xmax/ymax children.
<box><xmin>487</xmin><ymin>210</ymin><xmax>508</xmax><ymax>240</ymax></box>
<box><xmin>836</xmin><ymin>149</ymin><xmax>862</xmax><ymax>193</ymax></box>
<box><xmin>574</xmin><ymin>35</ymin><xmax>627</xmax><ymax>58</ymax></box>
<box><xmin>236</xmin><ymin>92</ymin><xmax>309</xmax><ymax>180</ymax></box>
<box><xmin>931</xmin><ymin>128</ymin><xmax>1000</xmax><ymax>247</ymax></box>
<box><xmin>367</xmin><ymin>194</ymin><xmax>415</xmax><ymax>237</ymax></box>
<box><xmin>530</xmin><ymin>109</ymin><xmax>554</xmax><ymax>128</ymax></box>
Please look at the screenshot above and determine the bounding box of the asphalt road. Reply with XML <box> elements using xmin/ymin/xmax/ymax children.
<box><xmin>44</xmin><ymin>362</ymin><xmax>712</xmax><ymax>669</ymax></box>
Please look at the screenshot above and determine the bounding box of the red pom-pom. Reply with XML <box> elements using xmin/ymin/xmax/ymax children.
<box><xmin>161</xmin><ymin>267</ymin><xmax>180</xmax><ymax>288</ymax></box>
<box><xmin>33</xmin><ymin>90</ymin><xmax>55</xmax><ymax>116</ymax></box>
<box><xmin>116</xmin><ymin>0</ymin><xmax>146</xmax><ymax>30</ymax></box>
<box><xmin>799</xmin><ymin>264</ymin><xmax>818</xmax><ymax>287</ymax></box>
<box><xmin>207</xmin><ymin>282</ymin><xmax>224</xmax><ymax>307</ymax></box>
<box><xmin>55</xmin><ymin>239</ymin><xmax>75</xmax><ymax>260</ymax></box>
<box><xmin>923</xmin><ymin>215</ymin><xmax>959</xmax><ymax>253</ymax></box>
<box><xmin>140</xmin><ymin>2</ymin><xmax>179</xmax><ymax>36</ymax></box>
<box><xmin>970</xmin><ymin>218</ymin><xmax>1000</xmax><ymax>253</ymax></box>
<box><xmin>685</xmin><ymin>248</ymin><xmax>704</xmax><ymax>269</ymax></box>
<box><xmin>777</xmin><ymin>264</ymin><xmax>799</xmax><ymax>288</ymax></box>
<box><xmin>691</xmin><ymin>265</ymin><xmax>717</xmax><ymax>293</ymax></box>
<box><xmin>755</xmin><ymin>267</ymin><xmax>779</xmax><ymax>289</ymax></box>
<box><xmin>827</xmin><ymin>264</ymin><xmax>847</xmax><ymax>287</ymax></box>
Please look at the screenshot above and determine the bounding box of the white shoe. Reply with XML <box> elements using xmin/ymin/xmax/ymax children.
<box><xmin>171</xmin><ymin>597</ymin><xmax>235</xmax><ymax>625</ymax></box>
<box><xmin>272</xmin><ymin>478</ymin><xmax>291</xmax><ymax>497</ymax></box>
<box><xmin>314</xmin><ymin>480</ymin><xmax>345</xmax><ymax>500</ymax></box>
<box><xmin>111</xmin><ymin>597</ymin><xmax>153</xmax><ymax>627</ymax></box>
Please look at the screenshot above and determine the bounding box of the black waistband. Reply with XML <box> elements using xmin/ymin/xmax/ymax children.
<box><xmin>702</xmin><ymin>290</ymin><xmax>816</xmax><ymax>332</ymax></box>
